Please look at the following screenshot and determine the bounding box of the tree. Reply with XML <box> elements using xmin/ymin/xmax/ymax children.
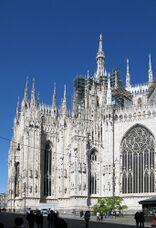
<box><xmin>92</xmin><ymin>196</ymin><xmax>128</xmax><ymax>213</ymax></box>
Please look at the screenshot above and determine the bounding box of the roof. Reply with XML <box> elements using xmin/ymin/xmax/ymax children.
<box><xmin>139</xmin><ymin>196</ymin><xmax>156</xmax><ymax>205</ymax></box>
<box><xmin>148</xmin><ymin>78</ymin><xmax>156</xmax><ymax>98</ymax></box>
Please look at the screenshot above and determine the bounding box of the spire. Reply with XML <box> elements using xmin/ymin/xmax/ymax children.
<box><xmin>24</xmin><ymin>77</ymin><xmax>28</xmax><ymax>100</ymax></box>
<box><xmin>61</xmin><ymin>85</ymin><xmax>67</xmax><ymax>116</ymax></box>
<box><xmin>52</xmin><ymin>83</ymin><xmax>57</xmax><ymax>113</ymax></box>
<box><xmin>63</xmin><ymin>84</ymin><xmax>66</xmax><ymax>101</ymax></box>
<box><xmin>87</xmin><ymin>70</ymin><xmax>90</xmax><ymax>78</ymax></box>
<box><xmin>92</xmin><ymin>78</ymin><xmax>96</xmax><ymax>93</ymax></box>
<box><xmin>126</xmin><ymin>59</ymin><xmax>131</xmax><ymax>88</ymax></box>
<box><xmin>30</xmin><ymin>78</ymin><xmax>36</xmax><ymax>107</ymax></box>
<box><xmin>148</xmin><ymin>53</ymin><xmax>153</xmax><ymax>83</ymax></box>
<box><xmin>96</xmin><ymin>33</ymin><xmax>105</xmax><ymax>78</ymax></box>
<box><xmin>16</xmin><ymin>96</ymin><xmax>20</xmax><ymax>118</ymax></box>
<box><xmin>21</xmin><ymin>77</ymin><xmax>29</xmax><ymax>110</ymax></box>
<box><xmin>98</xmin><ymin>33</ymin><xmax>103</xmax><ymax>52</ymax></box>
<box><xmin>37</xmin><ymin>92</ymin><xmax>40</xmax><ymax>106</ymax></box>
<box><xmin>107</xmin><ymin>73</ymin><xmax>112</xmax><ymax>105</ymax></box>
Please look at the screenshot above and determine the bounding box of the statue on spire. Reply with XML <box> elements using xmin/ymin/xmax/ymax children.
<box><xmin>24</xmin><ymin>77</ymin><xmax>28</xmax><ymax>100</ymax></box>
<box><xmin>30</xmin><ymin>78</ymin><xmax>36</xmax><ymax>107</ymax></box>
<box><xmin>16</xmin><ymin>96</ymin><xmax>20</xmax><ymax>118</ymax></box>
<box><xmin>21</xmin><ymin>77</ymin><xmax>29</xmax><ymax>110</ymax></box>
<box><xmin>52</xmin><ymin>83</ymin><xmax>57</xmax><ymax>115</ymax></box>
<box><xmin>96</xmin><ymin>33</ymin><xmax>105</xmax><ymax>79</ymax></box>
<box><xmin>126</xmin><ymin>59</ymin><xmax>131</xmax><ymax>88</ymax></box>
<box><xmin>61</xmin><ymin>85</ymin><xmax>67</xmax><ymax>116</ymax></box>
<box><xmin>148</xmin><ymin>53</ymin><xmax>153</xmax><ymax>83</ymax></box>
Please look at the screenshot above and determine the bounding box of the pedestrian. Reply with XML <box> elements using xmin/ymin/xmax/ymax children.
<box><xmin>139</xmin><ymin>211</ymin><xmax>145</xmax><ymax>228</ymax></box>
<box><xmin>35</xmin><ymin>210</ymin><xmax>43</xmax><ymax>228</ymax></box>
<box><xmin>100</xmin><ymin>211</ymin><xmax>103</xmax><ymax>221</ymax></box>
<box><xmin>84</xmin><ymin>211</ymin><xmax>90</xmax><ymax>228</ymax></box>
<box><xmin>80</xmin><ymin>210</ymin><xmax>84</xmax><ymax>218</ymax></box>
<box><xmin>47</xmin><ymin>210</ymin><xmax>55</xmax><ymax>228</ymax></box>
<box><xmin>26</xmin><ymin>210</ymin><xmax>35</xmax><ymax>228</ymax></box>
<box><xmin>96</xmin><ymin>211</ymin><xmax>100</xmax><ymax>221</ymax></box>
<box><xmin>152</xmin><ymin>212</ymin><xmax>156</xmax><ymax>227</ymax></box>
<box><xmin>134</xmin><ymin>211</ymin><xmax>140</xmax><ymax>228</ymax></box>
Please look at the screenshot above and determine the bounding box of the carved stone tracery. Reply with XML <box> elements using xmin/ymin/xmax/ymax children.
<box><xmin>121</xmin><ymin>125</ymin><xmax>155</xmax><ymax>194</ymax></box>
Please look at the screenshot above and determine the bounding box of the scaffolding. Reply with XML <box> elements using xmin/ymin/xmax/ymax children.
<box><xmin>112</xmin><ymin>87</ymin><xmax>132</xmax><ymax>106</ymax></box>
<box><xmin>111</xmin><ymin>68</ymin><xmax>122</xmax><ymax>88</ymax></box>
<box><xmin>74</xmin><ymin>75</ymin><xmax>86</xmax><ymax>104</ymax></box>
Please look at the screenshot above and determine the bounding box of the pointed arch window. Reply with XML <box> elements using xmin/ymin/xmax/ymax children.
<box><xmin>90</xmin><ymin>149</ymin><xmax>98</xmax><ymax>195</ymax></box>
<box><xmin>15</xmin><ymin>162</ymin><xmax>20</xmax><ymax>197</ymax></box>
<box><xmin>121</xmin><ymin>125</ymin><xmax>155</xmax><ymax>194</ymax></box>
<box><xmin>44</xmin><ymin>142</ymin><xmax>52</xmax><ymax>196</ymax></box>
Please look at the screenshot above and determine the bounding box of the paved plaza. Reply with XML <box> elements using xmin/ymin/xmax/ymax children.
<box><xmin>0</xmin><ymin>212</ymin><xmax>153</xmax><ymax>228</ymax></box>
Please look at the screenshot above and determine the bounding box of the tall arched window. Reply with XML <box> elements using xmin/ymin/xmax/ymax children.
<box><xmin>15</xmin><ymin>162</ymin><xmax>20</xmax><ymax>197</ymax></box>
<box><xmin>44</xmin><ymin>142</ymin><xmax>52</xmax><ymax>196</ymax></box>
<box><xmin>90</xmin><ymin>149</ymin><xmax>98</xmax><ymax>195</ymax></box>
<box><xmin>121</xmin><ymin>125</ymin><xmax>155</xmax><ymax>194</ymax></box>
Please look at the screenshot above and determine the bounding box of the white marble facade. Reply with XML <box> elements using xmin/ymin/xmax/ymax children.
<box><xmin>8</xmin><ymin>34</ymin><xmax>156</xmax><ymax>212</ymax></box>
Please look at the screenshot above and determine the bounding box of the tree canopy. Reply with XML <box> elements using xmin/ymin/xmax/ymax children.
<box><xmin>92</xmin><ymin>196</ymin><xmax>128</xmax><ymax>213</ymax></box>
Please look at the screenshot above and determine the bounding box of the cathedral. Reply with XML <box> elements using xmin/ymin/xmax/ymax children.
<box><xmin>8</xmin><ymin>34</ymin><xmax>156</xmax><ymax>212</ymax></box>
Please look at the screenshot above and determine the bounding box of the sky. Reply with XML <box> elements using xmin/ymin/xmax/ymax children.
<box><xmin>0</xmin><ymin>0</ymin><xmax>156</xmax><ymax>192</ymax></box>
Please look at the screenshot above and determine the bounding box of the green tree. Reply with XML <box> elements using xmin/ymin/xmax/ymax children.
<box><xmin>92</xmin><ymin>196</ymin><xmax>128</xmax><ymax>213</ymax></box>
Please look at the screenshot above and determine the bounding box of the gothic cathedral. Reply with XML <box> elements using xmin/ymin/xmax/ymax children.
<box><xmin>8</xmin><ymin>34</ymin><xmax>156</xmax><ymax>212</ymax></box>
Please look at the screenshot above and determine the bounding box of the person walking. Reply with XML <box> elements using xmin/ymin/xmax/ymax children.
<box><xmin>100</xmin><ymin>211</ymin><xmax>103</xmax><ymax>221</ymax></box>
<box><xmin>96</xmin><ymin>211</ymin><xmax>100</xmax><ymax>221</ymax></box>
<box><xmin>47</xmin><ymin>210</ymin><xmax>55</xmax><ymax>228</ymax></box>
<box><xmin>84</xmin><ymin>211</ymin><xmax>90</xmax><ymax>228</ymax></box>
<box><xmin>152</xmin><ymin>212</ymin><xmax>156</xmax><ymax>227</ymax></box>
<box><xmin>139</xmin><ymin>211</ymin><xmax>145</xmax><ymax>228</ymax></box>
<box><xmin>26</xmin><ymin>210</ymin><xmax>35</xmax><ymax>228</ymax></box>
<box><xmin>134</xmin><ymin>211</ymin><xmax>140</xmax><ymax>228</ymax></box>
<box><xmin>35</xmin><ymin>210</ymin><xmax>43</xmax><ymax>228</ymax></box>
<box><xmin>80</xmin><ymin>210</ymin><xmax>84</xmax><ymax>218</ymax></box>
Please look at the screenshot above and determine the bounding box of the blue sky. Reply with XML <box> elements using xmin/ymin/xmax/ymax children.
<box><xmin>0</xmin><ymin>0</ymin><xmax>156</xmax><ymax>192</ymax></box>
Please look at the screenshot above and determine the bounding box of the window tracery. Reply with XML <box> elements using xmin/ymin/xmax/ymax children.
<box><xmin>90</xmin><ymin>149</ymin><xmax>98</xmax><ymax>194</ymax></box>
<box><xmin>121</xmin><ymin>125</ymin><xmax>155</xmax><ymax>194</ymax></box>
